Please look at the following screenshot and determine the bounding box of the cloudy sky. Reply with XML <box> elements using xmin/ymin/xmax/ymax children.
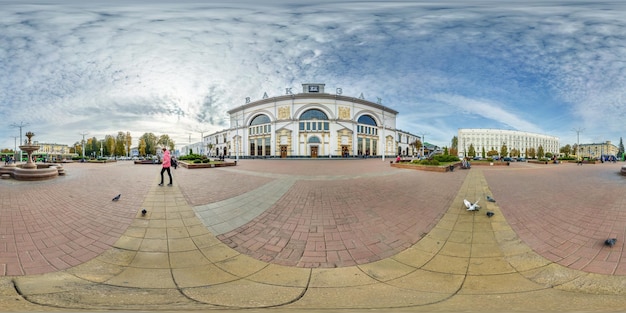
<box><xmin>1</xmin><ymin>0</ymin><xmax>625</xmax><ymax>151</ymax></box>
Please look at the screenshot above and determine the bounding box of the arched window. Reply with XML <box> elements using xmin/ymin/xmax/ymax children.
<box><xmin>300</xmin><ymin>109</ymin><xmax>328</xmax><ymax>120</ymax></box>
<box><xmin>357</xmin><ymin>115</ymin><xmax>377</xmax><ymax>126</ymax></box>
<box><xmin>308</xmin><ymin>136</ymin><xmax>321</xmax><ymax>143</ymax></box>
<box><xmin>250</xmin><ymin>114</ymin><xmax>271</xmax><ymax>126</ymax></box>
<box><xmin>299</xmin><ymin>109</ymin><xmax>329</xmax><ymax>132</ymax></box>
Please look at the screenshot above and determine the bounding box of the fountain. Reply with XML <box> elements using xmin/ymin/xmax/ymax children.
<box><xmin>19</xmin><ymin>131</ymin><xmax>39</xmax><ymax>169</ymax></box>
<box><xmin>0</xmin><ymin>131</ymin><xmax>65</xmax><ymax>181</ymax></box>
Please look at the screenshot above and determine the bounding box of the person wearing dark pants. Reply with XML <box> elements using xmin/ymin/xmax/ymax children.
<box><xmin>159</xmin><ymin>147</ymin><xmax>173</xmax><ymax>186</ymax></box>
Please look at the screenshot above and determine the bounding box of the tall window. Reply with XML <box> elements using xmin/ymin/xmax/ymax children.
<box><xmin>249</xmin><ymin>114</ymin><xmax>271</xmax><ymax>156</ymax></box>
<box><xmin>299</xmin><ymin>109</ymin><xmax>329</xmax><ymax>132</ymax></box>
<box><xmin>357</xmin><ymin>114</ymin><xmax>378</xmax><ymax>135</ymax></box>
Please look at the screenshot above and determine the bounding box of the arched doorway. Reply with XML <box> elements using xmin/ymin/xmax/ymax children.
<box><xmin>308</xmin><ymin>136</ymin><xmax>321</xmax><ymax>158</ymax></box>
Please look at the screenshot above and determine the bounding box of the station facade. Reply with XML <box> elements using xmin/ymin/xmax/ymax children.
<box><xmin>188</xmin><ymin>83</ymin><xmax>421</xmax><ymax>158</ymax></box>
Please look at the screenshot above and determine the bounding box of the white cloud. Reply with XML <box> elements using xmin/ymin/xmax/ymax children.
<box><xmin>1</xmin><ymin>0</ymin><xmax>626</xmax><ymax>148</ymax></box>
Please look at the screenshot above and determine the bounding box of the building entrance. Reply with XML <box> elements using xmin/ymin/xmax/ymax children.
<box><xmin>311</xmin><ymin>146</ymin><xmax>318</xmax><ymax>158</ymax></box>
<box><xmin>280</xmin><ymin>145</ymin><xmax>287</xmax><ymax>158</ymax></box>
<box><xmin>342</xmin><ymin>145</ymin><xmax>349</xmax><ymax>157</ymax></box>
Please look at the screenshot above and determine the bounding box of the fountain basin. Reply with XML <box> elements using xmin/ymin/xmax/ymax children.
<box><xmin>1</xmin><ymin>132</ymin><xmax>66</xmax><ymax>180</ymax></box>
<box><xmin>1</xmin><ymin>164</ymin><xmax>65</xmax><ymax>181</ymax></box>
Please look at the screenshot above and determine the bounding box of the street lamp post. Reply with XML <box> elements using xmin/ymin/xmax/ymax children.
<box><xmin>10</xmin><ymin>121</ymin><xmax>29</xmax><ymax>163</ymax></box>
<box><xmin>383</xmin><ymin>121</ymin><xmax>387</xmax><ymax>162</ymax></box>
<box><xmin>79</xmin><ymin>132</ymin><xmax>88</xmax><ymax>160</ymax></box>
<box><xmin>572</xmin><ymin>128</ymin><xmax>584</xmax><ymax>162</ymax></box>
<box><xmin>235</xmin><ymin>118</ymin><xmax>239</xmax><ymax>162</ymax></box>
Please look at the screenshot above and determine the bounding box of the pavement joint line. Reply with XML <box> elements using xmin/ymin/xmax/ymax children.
<box><xmin>4</xmin><ymin>162</ymin><xmax>626</xmax><ymax>311</ymax></box>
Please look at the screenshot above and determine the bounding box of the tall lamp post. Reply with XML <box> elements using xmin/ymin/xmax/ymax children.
<box><xmin>420</xmin><ymin>132</ymin><xmax>429</xmax><ymax>158</ymax></box>
<box><xmin>235</xmin><ymin>118</ymin><xmax>239</xmax><ymax>162</ymax></box>
<box><xmin>10</xmin><ymin>121</ymin><xmax>29</xmax><ymax>162</ymax></box>
<box><xmin>383</xmin><ymin>121</ymin><xmax>387</xmax><ymax>162</ymax></box>
<box><xmin>79</xmin><ymin>132</ymin><xmax>88</xmax><ymax>160</ymax></box>
<box><xmin>572</xmin><ymin>127</ymin><xmax>584</xmax><ymax>162</ymax></box>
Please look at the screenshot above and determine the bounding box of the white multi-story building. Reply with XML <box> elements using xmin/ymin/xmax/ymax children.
<box><xmin>187</xmin><ymin>83</ymin><xmax>421</xmax><ymax>159</ymax></box>
<box><xmin>458</xmin><ymin>128</ymin><xmax>559</xmax><ymax>158</ymax></box>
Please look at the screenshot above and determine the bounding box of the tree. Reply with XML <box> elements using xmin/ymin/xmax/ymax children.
<box><xmin>560</xmin><ymin>144</ymin><xmax>572</xmax><ymax>157</ymax></box>
<box><xmin>443</xmin><ymin>146</ymin><xmax>449</xmax><ymax>155</ymax></box>
<box><xmin>481</xmin><ymin>147</ymin><xmax>486</xmax><ymax>158</ymax></box>
<box><xmin>451</xmin><ymin>136</ymin><xmax>458</xmax><ymax>150</ymax></box>
<box><xmin>410</xmin><ymin>139</ymin><xmax>423</xmax><ymax>156</ymax></box>
<box><xmin>140</xmin><ymin>133</ymin><xmax>158</xmax><ymax>155</ymax></box>
<box><xmin>468</xmin><ymin>144</ymin><xmax>476</xmax><ymax>157</ymax></box>
<box><xmin>126</xmin><ymin>131</ymin><xmax>132</xmax><ymax>157</ymax></box>
<box><xmin>138</xmin><ymin>138</ymin><xmax>147</xmax><ymax>156</ymax></box>
<box><xmin>73</xmin><ymin>141</ymin><xmax>82</xmax><ymax>155</ymax></box>
<box><xmin>91</xmin><ymin>137</ymin><xmax>99</xmax><ymax>156</ymax></box>
<box><xmin>500</xmin><ymin>144</ymin><xmax>508</xmax><ymax>158</ymax></box>
<box><xmin>85</xmin><ymin>137</ymin><xmax>97</xmax><ymax>158</ymax></box>
<box><xmin>527</xmin><ymin>147</ymin><xmax>536</xmax><ymax>159</ymax></box>
<box><xmin>487</xmin><ymin>149</ymin><xmax>499</xmax><ymax>157</ymax></box>
<box><xmin>449</xmin><ymin>136</ymin><xmax>458</xmax><ymax>156</ymax></box>
<box><xmin>115</xmin><ymin>132</ymin><xmax>127</xmax><ymax>156</ymax></box>
<box><xmin>105</xmin><ymin>135</ymin><xmax>115</xmax><ymax>156</ymax></box>
<box><xmin>158</xmin><ymin>134</ymin><xmax>175</xmax><ymax>151</ymax></box>
<box><xmin>104</xmin><ymin>135</ymin><xmax>115</xmax><ymax>156</ymax></box>
<box><xmin>619</xmin><ymin>137</ymin><xmax>624</xmax><ymax>159</ymax></box>
<box><xmin>537</xmin><ymin>145</ymin><xmax>545</xmax><ymax>159</ymax></box>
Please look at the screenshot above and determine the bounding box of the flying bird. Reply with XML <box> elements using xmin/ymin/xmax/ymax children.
<box><xmin>112</xmin><ymin>194</ymin><xmax>121</xmax><ymax>201</ymax></box>
<box><xmin>464</xmin><ymin>199</ymin><xmax>481</xmax><ymax>211</ymax></box>
<box><xmin>486</xmin><ymin>211</ymin><xmax>495</xmax><ymax>218</ymax></box>
<box><xmin>486</xmin><ymin>195</ymin><xmax>496</xmax><ymax>202</ymax></box>
<box><xmin>605</xmin><ymin>238</ymin><xmax>617</xmax><ymax>247</ymax></box>
<box><xmin>141</xmin><ymin>208</ymin><xmax>147</xmax><ymax>216</ymax></box>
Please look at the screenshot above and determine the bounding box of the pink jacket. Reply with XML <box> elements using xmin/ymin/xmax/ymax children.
<box><xmin>162</xmin><ymin>150</ymin><xmax>171</xmax><ymax>168</ymax></box>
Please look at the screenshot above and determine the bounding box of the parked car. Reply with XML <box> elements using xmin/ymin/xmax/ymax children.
<box><xmin>503</xmin><ymin>157</ymin><xmax>513</xmax><ymax>162</ymax></box>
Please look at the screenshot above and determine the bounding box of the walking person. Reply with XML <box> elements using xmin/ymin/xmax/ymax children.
<box><xmin>159</xmin><ymin>147</ymin><xmax>173</xmax><ymax>186</ymax></box>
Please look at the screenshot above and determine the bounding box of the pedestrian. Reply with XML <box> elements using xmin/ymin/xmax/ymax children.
<box><xmin>159</xmin><ymin>147</ymin><xmax>173</xmax><ymax>186</ymax></box>
<box><xmin>171</xmin><ymin>156</ymin><xmax>178</xmax><ymax>169</ymax></box>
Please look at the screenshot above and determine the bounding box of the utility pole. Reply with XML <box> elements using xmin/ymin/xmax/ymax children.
<box><xmin>572</xmin><ymin>128</ymin><xmax>584</xmax><ymax>161</ymax></box>
<box><xmin>420</xmin><ymin>132</ymin><xmax>430</xmax><ymax>158</ymax></box>
<box><xmin>10</xmin><ymin>136</ymin><xmax>18</xmax><ymax>163</ymax></box>
<box><xmin>79</xmin><ymin>132</ymin><xmax>88</xmax><ymax>160</ymax></box>
<box><xmin>10</xmin><ymin>121</ymin><xmax>29</xmax><ymax>162</ymax></box>
<box><xmin>196</xmin><ymin>128</ymin><xmax>210</xmax><ymax>155</ymax></box>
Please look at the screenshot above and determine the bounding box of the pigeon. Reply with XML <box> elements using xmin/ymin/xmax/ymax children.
<box><xmin>605</xmin><ymin>238</ymin><xmax>617</xmax><ymax>247</ymax></box>
<box><xmin>112</xmin><ymin>194</ymin><xmax>121</xmax><ymax>201</ymax></box>
<box><xmin>486</xmin><ymin>211</ymin><xmax>495</xmax><ymax>218</ymax></box>
<box><xmin>463</xmin><ymin>199</ymin><xmax>481</xmax><ymax>211</ymax></box>
<box><xmin>486</xmin><ymin>195</ymin><xmax>496</xmax><ymax>202</ymax></box>
<box><xmin>141</xmin><ymin>208</ymin><xmax>147</xmax><ymax>216</ymax></box>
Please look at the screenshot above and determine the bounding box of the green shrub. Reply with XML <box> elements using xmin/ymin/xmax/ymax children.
<box><xmin>180</xmin><ymin>154</ymin><xmax>202</xmax><ymax>161</ymax></box>
<box><xmin>433</xmin><ymin>155</ymin><xmax>459</xmax><ymax>162</ymax></box>
<box><xmin>193</xmin><ymin>160</ymin><xmax>202</xmax><ymax>164</ymax></box>
<box><xmin>409</xmin><ymin>159</ymin><xmax>441</xmax><ymax>165</ymax></box>
<box><xmin>420</xmin><ymin>159</ymin><xmax>440</xmax><ymax>165</ymax></box>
